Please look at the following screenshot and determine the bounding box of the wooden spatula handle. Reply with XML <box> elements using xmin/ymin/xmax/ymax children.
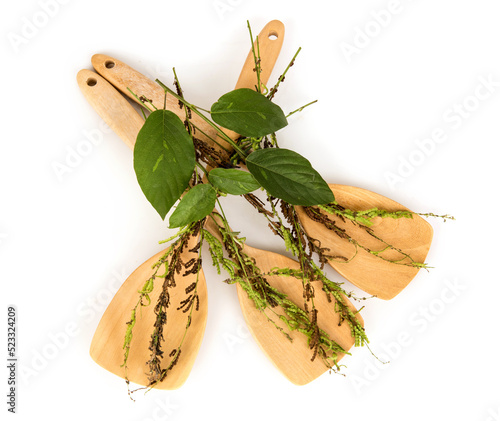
<box><xmin>235</xmin><ymin>20</ymin><xmax>284</xmax><ymax>90</ymax></box>
<box><xmin>91</xmin><ymin>54</ymin><xmax>181</xmax><ymax>114</ymax></box>
<box><xmin>219</xmin><ymin>20</ymin><xmax>285</xmax><ymax>143</ymax></box>
<box><xmin>76</xmin><ymin>69</ymin><xmax>143</xmax><ymax>150</ymax></box>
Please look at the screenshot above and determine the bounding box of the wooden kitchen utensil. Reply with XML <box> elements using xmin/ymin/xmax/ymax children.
<box><xmin>78</xmin><ymin>68</ymin><xmax>208</xmax><ymax>390</ymax></box>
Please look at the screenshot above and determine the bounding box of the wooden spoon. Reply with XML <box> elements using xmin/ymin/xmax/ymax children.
<box><xmin>78</xmin><ymin>70</ymin><xmax>363</xmax><ymax>386</ymax></box>
<box><xmin>79</xmin><ymin>20</ymin><xmax>287</xmax><ymax>389</ymax></box>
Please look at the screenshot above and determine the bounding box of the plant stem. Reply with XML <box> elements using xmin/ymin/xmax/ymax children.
<box><xmin>155</xmin><ymin>79</ymin><xmax>248</xmax><ymax>159</ymax></box>
<box><xmin>127</xmin><ymin>88</ymin><xmax>155</xmax><ymax>113</ymax></box>
<box><xmin>268</xmin><ymin>47</ymin><xmax>302</xmax><ymax>100</ymax></box>
<box><xmin>189</xmin><ymin>121</ymin><xmax>231</xmax><ymax>154</ymax></box>
<box><xmin>150</xmin><ymin>230</ymin><xmax>204</xmax><ymax>389</ymax></box>
<box><xmin>247</xmin><ymin>20</ymin><xmax>262</xmax><ymax>93</ymax></box>
<box><xmin>196</xmin><ymin>162</ymin><xmax>209</xmax><ymax>178</ymax></box>
<box><xmin>286</xmin><ymin>100</ymin><xmax>318</xmax><ymax>118</ymax></box>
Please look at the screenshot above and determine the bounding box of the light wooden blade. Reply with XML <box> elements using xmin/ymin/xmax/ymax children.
<box><xmin>204</xmin><ymin>214</ymin><xmax>363</xmax><ymax>385</ymax></box>
<box><xmin>236</xmin><ymin>246</ymin><xmax>363</xmax><ymax>385</ymax></box>
<box><xmin>296</xmin><ymin>184</ymin><xmax>434</xmax><ymax>300</ymax></box>
<box><xmin>90</xmin><ymin>243</ymin><xmax>208</xmax><ymax>390</ymax></box>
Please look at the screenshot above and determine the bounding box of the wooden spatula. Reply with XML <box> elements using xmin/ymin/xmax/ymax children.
<box><xmin>78</xmin><ymin>70</ymin><xmax>364</xmax><ymax>386</ymax></box>
<box><xmin>78</xmin><ymin>68</ymin><xmax>209</xmax><ymax>390</ymax></box>
<box><xmin>79</xmin><ymin>20</ymin><xmax>288</xmax><ymax>389</ymax></box>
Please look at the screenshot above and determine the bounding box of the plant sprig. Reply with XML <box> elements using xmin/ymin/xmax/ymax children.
<box><xmin>121</xmin><ymin>21</ymin><xmax>452</xmax><ymax>392</ymax></box>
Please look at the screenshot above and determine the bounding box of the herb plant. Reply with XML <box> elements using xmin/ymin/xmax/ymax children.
<box><xmin>122</xmin><ymin>22</ymin><xmax>452</xmax><ymax>393</ymax></box>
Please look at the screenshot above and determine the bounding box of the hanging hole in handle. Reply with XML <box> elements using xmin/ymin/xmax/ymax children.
<box><xmin>268</xmin><ymin>31</ymin><xmax>278</xmax><ymax>40</ymax></box>
<box><xmin>87</xmin><ymin>78</ymin><xmax>97</xmax><ymax>87</ymax></box>
<box><xmin>105</xmin><ymin>60</ymin><xmax>115</xmax><ymax>69</ymax></box>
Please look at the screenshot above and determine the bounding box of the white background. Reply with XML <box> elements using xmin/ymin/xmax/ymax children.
<box><xmin>1</xmin><ymin>0</ymin><xmax>499</xmax><ymax>420</ymax></box>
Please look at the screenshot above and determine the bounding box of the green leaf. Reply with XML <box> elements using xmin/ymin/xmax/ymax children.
<box><xmin>246</xmin><ymin>148</ymin><xmax>334</xmax><ymax>206</ymax></box>
<box><xmin>208</xmin><ymin>168</ymin><xmax>261</xmax><ymax>195</ymax></box>
<box><xmin>134</xmin><ymin>110</ymin><xmax>195</xmax><ymax>219</ymax></box>
<box><xmin>169</xmin><ymin>184</ymin><xmax>217</xmax><ymax>228</ymax></box>
<box><xmin>210</xmin><ymin>88</ymin><xmax>288</xmax><ymax>137</ymax></box>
